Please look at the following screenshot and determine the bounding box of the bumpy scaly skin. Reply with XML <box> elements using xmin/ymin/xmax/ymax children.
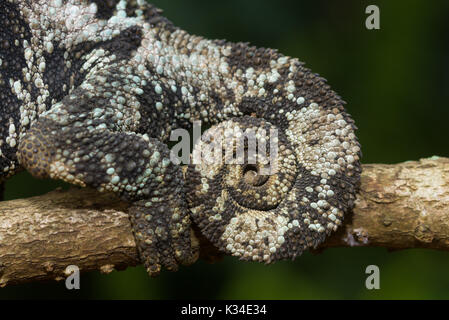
<box><xmin>0</xmin><ymin>0</ymin><xmax>361</xmax><ymax>274</ymax></box>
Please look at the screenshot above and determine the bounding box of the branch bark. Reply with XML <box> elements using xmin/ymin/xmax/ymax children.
<box><xmin>0</xmin><ymin>157</ymin><xmax>448</xmax><ymax>287</ymax></box>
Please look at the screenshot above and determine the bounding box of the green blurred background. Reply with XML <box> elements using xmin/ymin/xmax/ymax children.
<box><xmin>1</xmin><ymin>0</ymin><xmax>449</xmax><ymax>299</ymax></box>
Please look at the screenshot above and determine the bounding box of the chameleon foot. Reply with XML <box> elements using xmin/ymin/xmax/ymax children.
<box><xmin>129</xmin><ymin>196</ymin><xmax>199</xmax><ymax>277</ymax></box>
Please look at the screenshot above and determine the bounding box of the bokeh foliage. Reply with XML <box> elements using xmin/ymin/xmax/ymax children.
<box><xmin>1</xmin><ymin>0</ymin><xmax>448</xmax><ymax>299</ymax></box>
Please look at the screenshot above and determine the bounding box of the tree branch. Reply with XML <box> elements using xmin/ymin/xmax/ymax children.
<box><xmin>0</xmin><ymin>157</ymin><xmax>448</xmax><ymax>287</ymax></box>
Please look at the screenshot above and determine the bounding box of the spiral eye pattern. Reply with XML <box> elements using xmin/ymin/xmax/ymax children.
<box><xmin>187</xmin><ymin>98</ymin><xmax>361</xmax><ymax>263</ymax></box>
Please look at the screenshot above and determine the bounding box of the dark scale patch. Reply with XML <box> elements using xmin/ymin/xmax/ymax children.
<box><xmin>280</xmin><ymin>221</ymin><xmax>326</xmax><ymax>259</ymax></box>
<box><xmin>42</xmin><ymin>42</ymin><xmax>87</xmax><ymax>108</ymax></box>
<box><xmin>60</xmin><ymin>88</ymin><xmax>97</xmax><ymax>117</ymax></box>
<box><xmin>291</xmin><ymin>64</ymin><xmax>345</xmax><ymax>111</ymax></box>
<box><xmin>239</xmin><ymin>96</ymin><xmax>271</xmax><ymax>118</ymax></box>
<box><xmin>327</xmin><ymin>170</ymin><xmax>361</xmax><ymax>214</ymax></box>
<box><xmin>0</xmin><ymin>0</ymin><xmax>32</xmax><ymax>84</ymax></box>
<box><xmin>224</xmin><ymin>86</ymin><xmax>236</xmax><ymax>108</ymax></box>
<box><xmin>0</xmin><ymin>155</ymin><xmax>14</xmax><ymax>182</ymax></box>
<box><xmin>134</xmin><ymin>73</ymin><xmax>181</xmax><ymax>141</ymax></box>
<box><xmin>224</xmin><ymin>42</ymin><xmax>280</xmax><ymax>73</ymax></box>
<box><xmin>185</xmin><ymin>166</ymin><xmax>237</xmax><ymax>238</ymax></box>
<box><xmin>0</xmin><ymin>1</ymin><xmax>33</xmax><ymax>172</ymax></box>
<box><xmin>43</xmin><ymin>26</ymin><xmax>143</xmax><ymax>109</ymax></box>
<box><xmin>89</xmin><ymin>0</ymin><xmax>118</xmax><ymax>20</ymax></box>
<box><xmin>101</xmin><ymin>26</ymin><xmax>143</xmax><ymax>59</ymax></box>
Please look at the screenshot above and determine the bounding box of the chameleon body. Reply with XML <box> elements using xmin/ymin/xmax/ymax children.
<box><xmin>0</xmin><ymin>0</ymin><xmax>361</xmax><ymax>276</ymax></box>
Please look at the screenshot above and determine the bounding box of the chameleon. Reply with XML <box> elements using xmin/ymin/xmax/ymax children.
<box><xmin>0</xmin><ymin>0</ymin><xmax>361</xmax><ymax>276</ymax></box>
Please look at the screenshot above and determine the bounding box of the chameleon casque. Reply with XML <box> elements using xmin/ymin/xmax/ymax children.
<box><xmin>0</xmin><ymin>0</ymin><xmax>361</xmax><ymax>276</ymax></box>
